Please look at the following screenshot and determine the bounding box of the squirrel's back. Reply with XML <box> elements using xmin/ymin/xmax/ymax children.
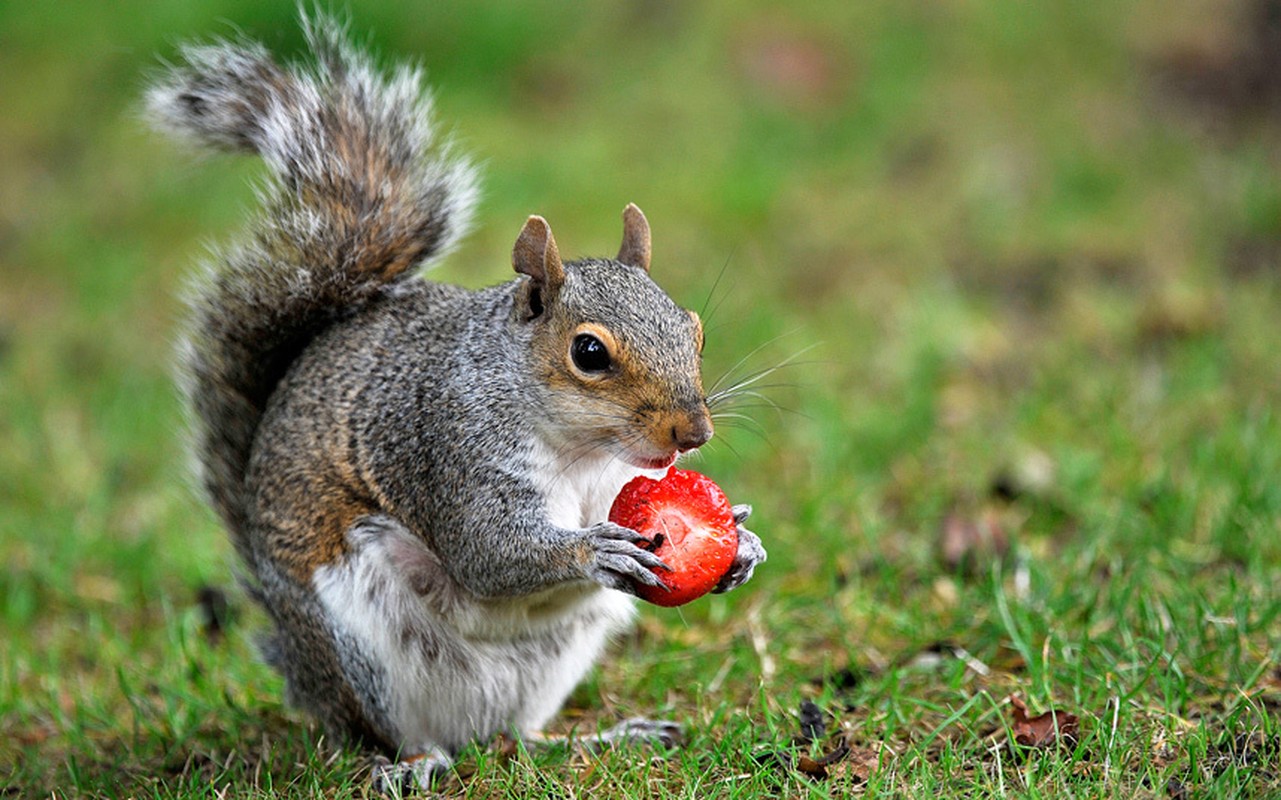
<box><xmin>147</xmin><ymin>18</ymin><xmax>477</xmax><ymax>562</ymax></box>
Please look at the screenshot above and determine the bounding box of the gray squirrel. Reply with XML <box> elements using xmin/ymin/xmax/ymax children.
<box><xmin>147</xmin><ymin>16</ymin><xmax>766</xmax><ymax>791</ymax></box>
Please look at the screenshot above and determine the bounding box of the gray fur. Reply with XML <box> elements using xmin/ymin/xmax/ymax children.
<box><xmin>149</xmin><ymin>13</ymin><xmax>765</xmax><ymax>789</ymax></box>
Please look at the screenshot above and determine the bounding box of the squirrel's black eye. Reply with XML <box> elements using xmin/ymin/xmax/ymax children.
<box><xmin>571</xmin><ymin>333</ymin><xmax>611</xmax><ymax>373</ymax></box>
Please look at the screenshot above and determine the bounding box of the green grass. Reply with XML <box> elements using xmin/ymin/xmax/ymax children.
<box><xmin>3</xmin><ymin>0</ymin><xmax>1280</xmax><ymax>797</ymax></box>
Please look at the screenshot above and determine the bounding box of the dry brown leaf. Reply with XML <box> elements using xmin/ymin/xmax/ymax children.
<box><xmin>492</xmin><ymin>732</ymin><xmax>522</xmax><ymax>760</ymax></box>
<box><xmin>827</xmin><ymin>744</ymin><xmax>889</xmax><ymax>784</ymax></box>
<box><xmin>795</xmin><ymin>754</ymin><xmax>828</xmax><ymax>779</ymax></box>
<box><xmin>795</xmin><ymin>738</ymin><xmax>851</xmax><ymax>780</ymax></box>
<box><xmin>1008</xmin><ymin>694</ymin><xmax>1080</xmax><ymax>749</ymax></box>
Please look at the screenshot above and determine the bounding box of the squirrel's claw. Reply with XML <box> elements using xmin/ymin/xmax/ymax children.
<box><xmin>587</xmin><ymin>522</ymin><xmax>672</xmax><ymax>594</ymax></box>
<box><xmin>712</xmin><ymin>507</ymin><xmax>766</xmax><ymax>594</ymax></box>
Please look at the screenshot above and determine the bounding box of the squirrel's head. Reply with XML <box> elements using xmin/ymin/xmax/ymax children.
<box><xmin>512</xmin><ymin>204</ymin><xmax>711</xmax><ymax>470</ymax></box>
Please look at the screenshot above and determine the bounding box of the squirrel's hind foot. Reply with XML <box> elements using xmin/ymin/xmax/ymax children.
<box><xmin>370</xmin><ymin>748</ymin><xmax>453</xmax><ymax>797</ymax></box>
<box><xmin>587</xmin><ymin>717</ymin><xmax>686</xmax><ymax>752</ymax></box>
<box><xmin>522</xmin><ymin>717</ymin><xmax>684</xmax><ymax>757</ymax></box>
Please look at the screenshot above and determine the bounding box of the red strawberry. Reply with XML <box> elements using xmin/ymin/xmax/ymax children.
<box><xmin>608</xmin><ymin>467</ymin><xmax>738</xmax><ymax>607</ymax></box>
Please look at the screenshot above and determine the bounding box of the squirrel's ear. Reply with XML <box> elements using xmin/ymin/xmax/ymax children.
<box><xmin>617</xmin><ymin>203</ymin><xmax>651</xmax><ymax>273</ymax></box>
<box><xmin>512</xmin><ymin>215</ymin><xmax>564</xmax><ymax>317</ymax></box>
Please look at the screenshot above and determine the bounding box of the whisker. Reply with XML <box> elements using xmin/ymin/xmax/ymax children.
<box><xmin>707</xmin><ymin>331</ymin><xmax>802</xmax><ymax>396</ymax></box>
<box><xmin>676</xmin><ymin>446</ymin><xmax>705</xmax><ymax>467</ymax></box>
<box><xmin>704</xmin><ymin>432</ymin><xmax>745</xmax><ymax>463</ymax></box>
<box><xmin>707</xmin><ymin>345</ymin><xmax>819</xmax><ymax>406</ymax></box>
<box><xmin>699</xmin><ymin>252</ymin><xmax>736</xmax><ymax>323</ymax></box>
<box><xmin>715</xmin><ymin>389</ymin><xmax>782</xmax><ymax>411</ymax></box>
<box><xmin>718</xmin><ymin>402</ymin><xmax>810</xmax><ymax>425</ymax></box>
<box><xmin>713</xmin><ymin>389</ymin><xmax>809</xmax><ymax>417</ymax></box>
<box><xmin>543</xmin><ymin>441</ymin><xmax>609</xmax><ymax>488</ymax></box>
<box><xmin>540</xmin><ymin>410</ymin><xmax>638</xmax><ymax>484</ymax></box>
<box><xmin>710</xmin><ymin>410</ymin><xmax>763</xmax><ymax>425</ymax></box>
<box><xmin>713</xmin><ymin>415</ymin><xmax>770</xmax><ymax>440</ymax></box>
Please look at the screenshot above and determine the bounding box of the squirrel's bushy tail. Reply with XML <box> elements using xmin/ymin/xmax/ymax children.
<box><xmin>148</xmin><ymin>17</ymin><xmax>477</xmax><ymax>563</ymax></box>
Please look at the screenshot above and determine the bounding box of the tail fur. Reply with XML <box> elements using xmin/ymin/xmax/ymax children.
<box><xmin>148</xmin><ymin>17</ymin><xmax>477</xmax><ymax>563</ymax></box>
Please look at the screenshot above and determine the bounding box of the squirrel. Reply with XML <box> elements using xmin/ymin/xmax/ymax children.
<box><xmin>147</xmin><ymin>15</ymin><xmax>765</xmax><ymax>792</ymax></box>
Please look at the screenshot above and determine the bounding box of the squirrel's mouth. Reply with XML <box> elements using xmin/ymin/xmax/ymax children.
<box><xmin>625</xmin><ymin>451</ymin><xmax>678</xmax><ymax>471</ymax></box>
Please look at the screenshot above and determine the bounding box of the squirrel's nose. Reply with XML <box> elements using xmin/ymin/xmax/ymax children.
<box><xmin>672</xmin><ymin>408</ymin><xmax>713</xmax><ymax>452</ymax></box>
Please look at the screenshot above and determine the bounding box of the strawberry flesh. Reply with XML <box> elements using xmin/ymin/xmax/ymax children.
<box><xmin>608</xmin><ymin>467</ymin><xmax>738</xmax><ymax>606</ymax></box>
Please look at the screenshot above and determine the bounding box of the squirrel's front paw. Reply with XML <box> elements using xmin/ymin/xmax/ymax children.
<box><xmin>712</xmin><ymin>504</ymin><xmax>767</xmax><ymax>594</ymax></box>
<box><xmin>585</xmin><ymin>522</ymin><xmax>671</xmax><ymax>595</ymax></box>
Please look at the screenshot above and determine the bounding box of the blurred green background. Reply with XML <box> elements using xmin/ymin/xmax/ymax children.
<box><xmin>2</xmin><ymin>0</ymin><xmax>1279</xmax><ymax>796</ymax></box>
